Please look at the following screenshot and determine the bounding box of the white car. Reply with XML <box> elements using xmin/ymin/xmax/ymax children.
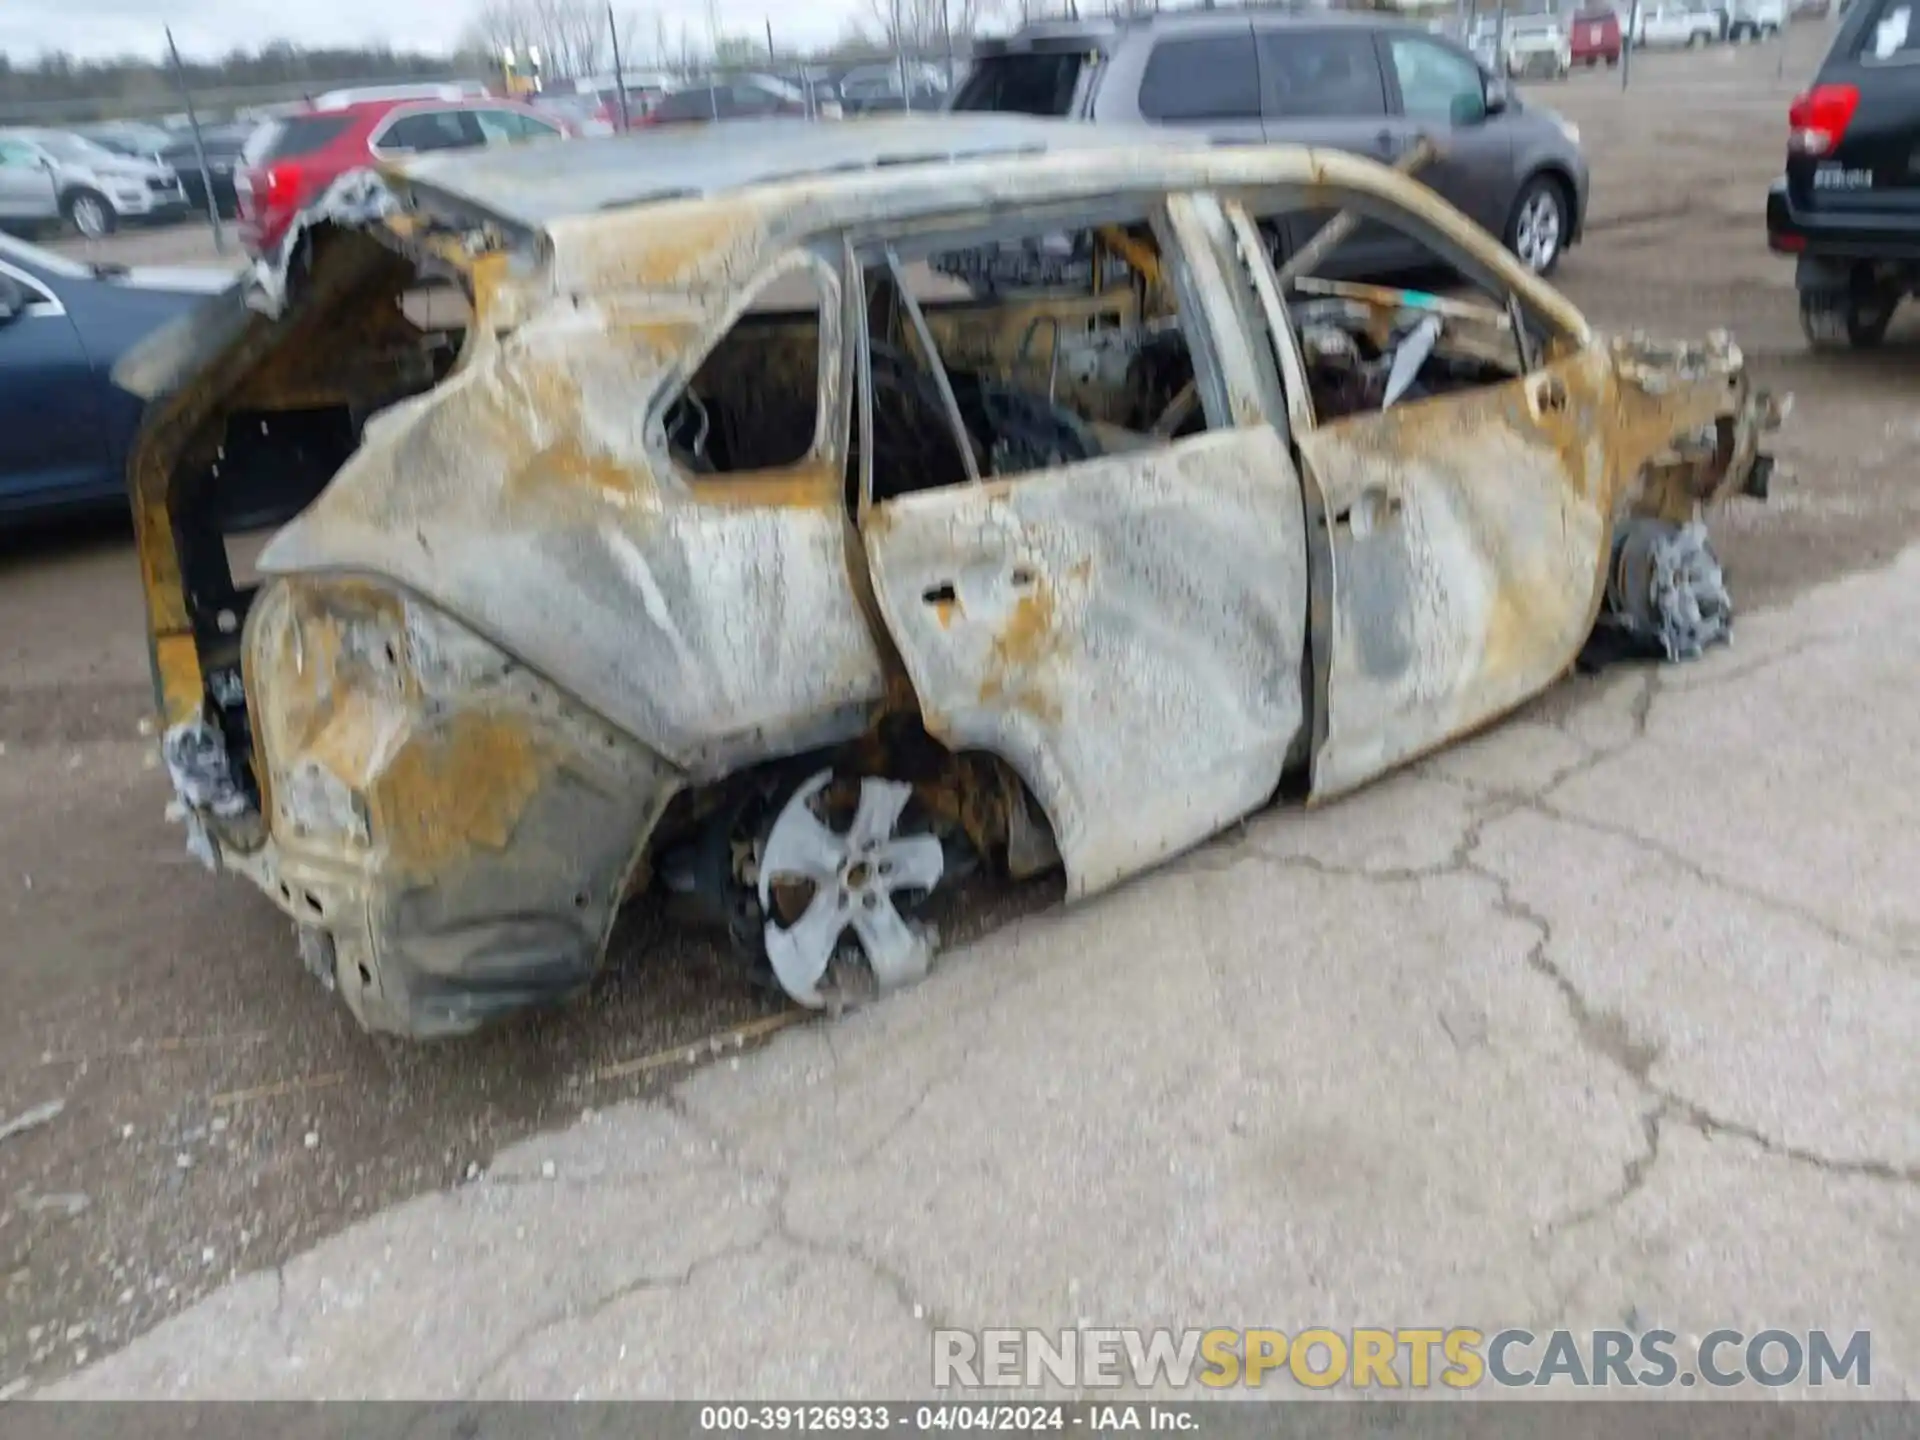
<box><xmin>310</xmin><ymin>83</ymin><xmax>487</xmax><ymax>109</ymax></box>
<box><xmin>0</xmin><ymin>128</ymin><xmax>188</xmax><ymax>238</ymax></box>
<box><xmin>1727</xmin><ymin>0</ymin><xmax>1789</xmax><ymax>38</ymax></box>
<box><xmin>1498</xmin><ymin>16</ymin><xmax>1576</xmax><ymax>77</ymax></box>
<box><xmin>1632</xmin><ymin>1</ymin><xmax>1723</xmax><ymax>45</ymax></box>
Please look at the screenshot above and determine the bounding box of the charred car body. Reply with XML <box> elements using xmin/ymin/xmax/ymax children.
<box><xmin>120</xmin><ymin>116</ymin><xmax>1780</xmax><ymax>1039</ymax></box>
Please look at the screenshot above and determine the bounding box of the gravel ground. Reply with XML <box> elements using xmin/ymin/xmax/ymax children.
<box><xmin>4</xmin><ymin>23</ymin><xmax>1916</xmax><ymax>1392</ymax></box>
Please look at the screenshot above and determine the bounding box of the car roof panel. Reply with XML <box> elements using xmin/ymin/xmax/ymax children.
<box><xmin>395</xmin><ymin>114</ymin><xmax>1181</xmax><ymax>228</ymax></box>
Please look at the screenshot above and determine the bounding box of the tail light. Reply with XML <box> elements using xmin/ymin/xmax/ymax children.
<box><xmin>260</xmin><ymin>160</ymin><xmax>306</xmax><ymax>209</ymax></box>
<box><xmin>1788</xmin><ymin>83</ymin><xmax>1859</xmax><ymax>157</ymax></box>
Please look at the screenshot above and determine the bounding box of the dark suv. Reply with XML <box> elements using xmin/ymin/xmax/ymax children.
<box><xmin>950</xmin><ymin>11</ymin><xmax>1590</xmax><ymax>276</ymax></box>
<box><xmin>1766</xmin><ymin>0</ymin><xmax>1920</xmax><ymax>348</ymax></box>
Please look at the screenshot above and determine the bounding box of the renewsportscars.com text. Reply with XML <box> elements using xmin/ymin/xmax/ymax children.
<box><xmin>933</xmin><ymin>1327</ymin><xmax>1872</xmax><ymax>1390</ymax></box>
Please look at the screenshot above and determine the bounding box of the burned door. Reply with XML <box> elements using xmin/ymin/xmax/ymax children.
<box><xmin>1295</xmin><ymin>349</ymin><xmax>1617</xmax><ymax>799</ymax></box>
<box><xmin>1215</xmin><ymin>190</ymin><xmax>1615</xmax><ymax>802</ymax></box>
<box><xmin>855</xmin><ymin>199</ymin><xmax>1311</xmax><ymax>898</ymax></box>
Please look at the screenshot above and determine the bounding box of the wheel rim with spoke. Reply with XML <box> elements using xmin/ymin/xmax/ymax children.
<box><xmin>758</xmin><ymin>770</ymin><xmax>946</xmax><ymax>1008</ymax></box>
<box><xmin>72</xmin><ymin>198</ymin><xmax>106</xmax><ymax>236</ymax></box>
<box><xmin>1516</xmin><ymin>190</ymin><xmax>1562</xmax><ymax>272</ymax></box>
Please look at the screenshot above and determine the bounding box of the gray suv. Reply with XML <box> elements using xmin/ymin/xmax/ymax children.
<box><xmin>0</xmin><ymin>128</ymin><xmax>188</xmax><ymax>238</ymax></box>
<box><xmin>951</xmin><ymin>11</ymin><xmax>1589</xmax><ymax>275</ymax></box>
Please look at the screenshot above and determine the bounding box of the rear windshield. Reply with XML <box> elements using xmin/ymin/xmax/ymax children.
<box><xmin>950</xmin><ymin>52</ymin><xmax>1088</xmax><ymax>116</ymax></box>
<box><xmin>243</xmin><ymin>113</ymin><xmax>354</xmax><ymax>166</ymax></box>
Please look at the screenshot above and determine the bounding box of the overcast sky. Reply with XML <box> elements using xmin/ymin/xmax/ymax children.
<box><xmin>0</xmin><ymin>0</ymin><xmax>882</xmax><ymax>64</ymax></box>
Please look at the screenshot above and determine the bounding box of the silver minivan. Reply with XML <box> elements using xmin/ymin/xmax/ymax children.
<box><xmin>0</xmin><ymin>128</ymin><xmax>188</xmax><ymax>238</ymax></box>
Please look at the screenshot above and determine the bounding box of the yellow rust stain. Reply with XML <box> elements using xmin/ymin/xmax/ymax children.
<box><xmin>372</xmin><ymin>712</ymin><xmax>551</xmax><ymax>876</ymax></box>
<box><xmin>980</xmin><ymin>579</ymin><xmax>1065</xmax><ymax>724</ymax></box>
<box><xmin>1479</xmin><ymin>574</ymin><xmax>1561</xmax><ymax>689</ymax></box>
<box><xmin>153</xmin><ymin>632</ymin><xmax>205</xmax><ymax>728</ymax></box>
<box><xmin>685</xmin><ymin>463</ymin><xmax>839</xmax><ymax>510</ymax></box>
<box><xmin>614</xmin><ymin>316</ymin><xmax>702</xmax><ymax>361</ymax></box>
<box><xmin>300</xmin><ymin>690</ymin><xmax>401</xmax><ymax>792</ymax></box>
<box><xmin>517</xmin><ymin>437</ymin><xmax>651</xmax><ymax>507</ymax></box>
<box><xmin>466</xmin><ymin>251</ymin><xmax>509</xmax><ymax>324</ymax></box>
<box><xmin>1094</xmin><ymin>225</ymin><xmax>1164</xmax><ymax>291</ymax></box>
<box><xmin>569</xmin><ymin>203</ymin><xmax>760</xmax><ymax>291</ymax></box>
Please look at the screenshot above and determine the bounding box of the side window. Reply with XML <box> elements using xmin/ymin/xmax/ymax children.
<box><xmin>0</xmin><ymin>140</ymin><xmax>44</xmax><ymax>168</ymax></box>
<box><xmin>1387</xmin><ymin>36</ymin><xmax>1488</xmax><ymax>126</ymax></box>
<box><xmin>664</xmin><ymin>265</ymin><xmax>827</xmax><ymax>477</ymax></box>
<box><xmin>1137</xmin><ymin>37</ymin><xmax>1261</xmax><ymax>122</ymax></box>
<box><xmin>474</xmin><ymin>109</ymin><xmax>560</xmax><ymax>142</ymax></box>
<box><xmin>852</xmin><ymin>205</ymin><xmax>1235</xmax><ymax>508</ymax></box>
<box><xmin>1862</xmin><ymin>0</ymin><xmax>1916</xmax><ymax>59</ymax></box>
<box><xmin>732</xmin><ymin>83</ymin><xmax>779</xmax><ymax>113</ymax></box>
<box><xmin>0</xmin><ymin>264</ymin><xmax>55</xmax><ymax>308</ymax></box>
<box><xmin>1223</xmin><ymin>188</ymin><xmax>1558</xmax><ymax>434</ymax></box>
<box><xmin>377</xmin><ymin>110</ymin><xmax>478</xmax><ymax>154</ymax></box>
<box><xmin>1258</xmin><ymin>29</ymin><xmax>1389</xmax><ymax>118</ymax></box>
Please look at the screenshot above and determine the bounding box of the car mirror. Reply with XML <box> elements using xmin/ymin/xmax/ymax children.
<box><xmin>0</xmin><ymin>275</ymin><xmax>26</xmax><ymax>325</ymax></box>
<box><xmin>1476</xmin><ymin>77</ymin><xmax>1511</xmax><ymax>120</ymax></box>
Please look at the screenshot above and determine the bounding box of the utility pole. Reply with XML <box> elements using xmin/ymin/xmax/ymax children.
<box><xmin>164</xmin><ymin>26</ymin><xmax>224</xmax><ymax>254</ymax></box>
<box><xmin>893</xmin><ymin>0</ymin><xmax>911</xmax><ymax>112</ymax></box>
<box><xmin>608</xmin><ymin>3</ymin><xmax>632</xmax><ymax>131</ymax></box>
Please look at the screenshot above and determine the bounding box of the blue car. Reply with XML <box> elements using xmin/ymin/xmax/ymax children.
<box><xmin>0</xmin><ymin>234</ymin><xmax>232</xmax><ymax>523</ymax></box>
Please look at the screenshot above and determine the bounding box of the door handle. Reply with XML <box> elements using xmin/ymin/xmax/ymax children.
<box><xmin>1373</xmin><ymin>128</ymin><xmax>1398</xmax><ymax>157</ymax></box>
<box><xmin>1332</xmin><ymin>487</ymin><xmax>1403</xmax><ymax>538</ymax></box>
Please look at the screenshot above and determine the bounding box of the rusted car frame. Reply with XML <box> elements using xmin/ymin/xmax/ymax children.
<box><xmin>118</xmin><ymin>121</ymin><xmax>1777</xmax><ymax>1037</ymax></box>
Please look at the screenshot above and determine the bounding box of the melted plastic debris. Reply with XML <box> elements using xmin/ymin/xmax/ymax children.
<box><xmin>162</xmin><ymin>719</ymin><xmax>249</xmax><ymax>871</ymax></box>
<box><xmin>1601</xmin><ymin>517</ymin><xmax>1734</xmax><ymax>663</ymax></box>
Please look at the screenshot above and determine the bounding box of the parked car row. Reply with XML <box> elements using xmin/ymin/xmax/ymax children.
<box><xmin>1</xmin><ymin>59</ymin><xmax>958</xmax><ymax>246</ymax></box>
<box><xmin>1630</xmin><ymin>0</ymin><xmax>1791</xmax><ymax>46</ymax></box>
<box><xmin>0</xmin><ymin>128</ymin><xmax>190</xmax><ymax>237</ymax></box>
<box><xmin>1453</xmin><ymin>0</ymin><xmax>1796</xmax><ymax>74</ymax></box>
<box><xmin>541</xmin><ymin>61</ymin><xmax>955</xmax><ymax>131</ymax></box>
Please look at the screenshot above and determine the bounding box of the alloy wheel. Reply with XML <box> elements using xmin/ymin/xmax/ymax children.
<box><xmin>70</xmin><ymin>196</ymin><xmax>109</xmax><ymax>238</ymax></box>
<box><xmin>1514</xmin><ymin>187</ymin><xmax>1564</xmax><ymax>274</ymax></box>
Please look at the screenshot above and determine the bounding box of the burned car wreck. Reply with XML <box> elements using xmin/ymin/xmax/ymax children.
<box><xmin>120</xmin><ymin>117</ymin><xmax>1780</xmax><ymax>1038</ymax></box>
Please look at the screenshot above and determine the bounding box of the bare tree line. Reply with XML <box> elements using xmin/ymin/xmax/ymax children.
<box><xmin>462</xmin><ymin>0</ymin><xmax>626</xmax><ymax>75</ymax></box>
<box><xmin>863</xmin><ymin>0</ymin><xmax>1004</xmax><ymax>52</ymax></box>
<box><xmin>462</xmin><ymin>0</ymin><xmax>1010</xmax><ymax>77</ymax></box>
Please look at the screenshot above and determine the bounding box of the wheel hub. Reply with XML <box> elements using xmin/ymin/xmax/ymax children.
<box><xmin>758</xmin><ymin>770</ymin><xmax>946</xmax><ymax>1008</ymax></box>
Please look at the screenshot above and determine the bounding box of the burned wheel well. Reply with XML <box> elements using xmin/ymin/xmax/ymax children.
<box><xmin>644</xmin><ymin>720</ymin><xmax>1063</xmax><ymax>977</ymax></box>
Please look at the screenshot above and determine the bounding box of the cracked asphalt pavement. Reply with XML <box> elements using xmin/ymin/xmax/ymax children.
<box><xmin>6</xmin><ymin>29</ymin><xmax>1920</xmax><ymax>1402</ymax></box>
<box><xmin>42</xmin><ymin>539</ymin><xmax>1920</xmax><ymax>1400</ymax></box>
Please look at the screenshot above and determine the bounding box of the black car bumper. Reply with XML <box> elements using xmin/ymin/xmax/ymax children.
<box><xmin>1767</xmin><ymin>177</ymin><xmax>1920</xmax><ymax>260</ymax></box>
